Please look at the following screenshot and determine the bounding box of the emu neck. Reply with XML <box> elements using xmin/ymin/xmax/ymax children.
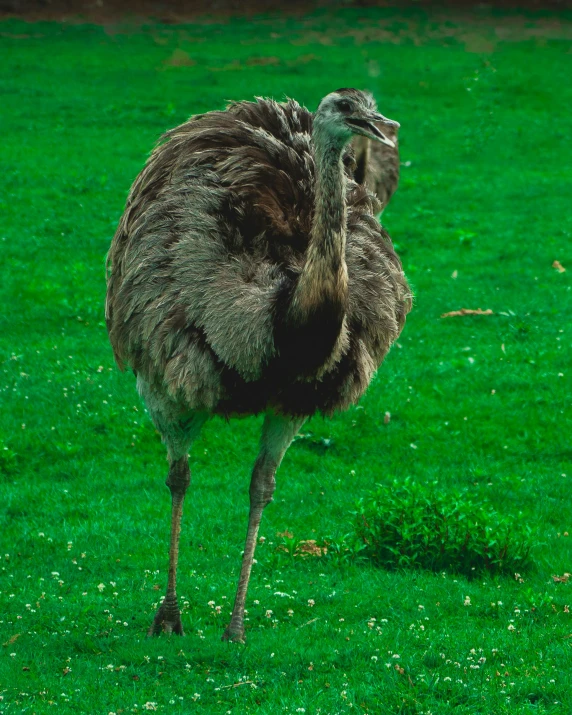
<box><xmin>291</xmin><ymin>128</ymin><xmax>349</xmax><ymax>319</ymax></box>
<box><xmin>310</xmin><ymin>137</ymin><xmax>347</xmax><ymax>261</ymax></box>
<box><xmin>273</xmin><ymin>124</ymin><xmax>349</xmax><ymax>377</ymax></box>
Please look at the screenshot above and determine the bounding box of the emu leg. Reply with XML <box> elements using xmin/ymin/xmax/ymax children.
<box><xmin>148</xmin><ymin>457</ymin><xmax>190</xmax><ymax>636</ymax></box>
<box><xmin>222</xmin><ymin>413</ymin><xmax>304</xmax><ymax>643</ymax></box>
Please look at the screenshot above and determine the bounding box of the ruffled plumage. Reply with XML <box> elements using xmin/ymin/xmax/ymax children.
<box><xmin>106</xmin><ymin>97</ymin><xmax>411</xmax><ymax>417</ymax></box>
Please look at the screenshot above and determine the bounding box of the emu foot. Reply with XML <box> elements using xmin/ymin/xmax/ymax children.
<box><xmin>221</xmin><ymin>623</ymin><xmax>245</xmax><ymax>643</ymax></box>
<box><xmin>147</xmin><ymin>592</ymin><xmax>184</xmax><ymax>637</ymax></box>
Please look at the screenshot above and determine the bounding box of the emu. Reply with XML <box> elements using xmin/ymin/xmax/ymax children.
<box><xmin>105</xmin><ymin>89</ymin><xmax>411</xmax><ymax>642</ymax></box>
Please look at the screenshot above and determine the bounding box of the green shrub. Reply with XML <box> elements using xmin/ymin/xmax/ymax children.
<box><xmin>354</xmin><ymin>479</ymin><xmax>535</xmax><ymax>577</ymax></box>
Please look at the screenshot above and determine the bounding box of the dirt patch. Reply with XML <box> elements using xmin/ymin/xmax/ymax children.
<box><xmin>245</xmin><ymin>55</ymin><xmax>280</xmax><ymax>66</ymax></box>
<box><xmin>1</xmin><ymin>1</ymin><xmax>571</xmax><ymax>55</ymax></box>
<box><xmin>163</xmin><ymin>48</ymin><xmax>196</xmax><ymax>66</ymax></box>
<box><xmin>1</xmin><ymin>0</ymin><xmax>572</xmax><ymax>25</ymax></box>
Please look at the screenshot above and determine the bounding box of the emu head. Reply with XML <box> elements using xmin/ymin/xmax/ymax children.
<box><xmin>314</xmin><ymin>88</ymin><xmax>399</xmax><ymax>148</ymax></box>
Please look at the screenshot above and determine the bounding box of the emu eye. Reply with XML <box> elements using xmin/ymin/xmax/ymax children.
<box><xmin>338</xmin><ymin>100</ymin><xmax>352</xmax><ymax>113</ymax></box>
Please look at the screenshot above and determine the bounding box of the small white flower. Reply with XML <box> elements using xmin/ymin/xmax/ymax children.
<box><xmin>97</xmin><ymin>583</ymin><xmax>105</xmax><ymax>592</ymax></box>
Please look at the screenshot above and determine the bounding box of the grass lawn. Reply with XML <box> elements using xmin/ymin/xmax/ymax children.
<box><xmin>1</xmin><ymin>7</ymin><xmax>571</xmax><ymax>714</ymax></box>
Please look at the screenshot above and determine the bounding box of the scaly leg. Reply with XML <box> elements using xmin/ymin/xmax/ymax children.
<box><xmin>222</xmin><ymin>412</ymin><xmax>305</xmax><ymax>642</ymax></box>
<box><xmin>148</xmin><ymin>456</ymin><xmax>190</xmax><ymax>636</ymax></box>
<box><xmin>139</xmin><ymin>389</ymin><xmax>207</xmax><ymax>637</ymax></box>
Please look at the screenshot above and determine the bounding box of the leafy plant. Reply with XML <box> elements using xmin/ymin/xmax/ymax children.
<box><xmin>354</xmin><ymin>479</ymin><xmax>535</xmax><ymax>577</ymax></box>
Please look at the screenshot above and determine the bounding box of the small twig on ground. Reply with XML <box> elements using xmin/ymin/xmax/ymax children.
<box><xmin>218</xmin><ymin>680</ymin><xmax>255</xmax><ymax>690</ymax></box>
<box><xmin>441</xmin><ymin>308</ymin><xmax>493</xmax><ymax>318</ymax></box>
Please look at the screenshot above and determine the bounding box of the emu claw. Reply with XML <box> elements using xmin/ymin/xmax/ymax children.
<box><xmin>221</xmin><ymin>625</ymin><xmax>245</xmax><ymax>643</ymax></box>
<box><xmin>147</xmin><ymin>593</ymin><xmax>184</xmax><ymax>637</ymax></box>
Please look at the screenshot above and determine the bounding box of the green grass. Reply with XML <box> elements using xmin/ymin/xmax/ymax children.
<box><xmin>1</xmin><ymin>7</ymin><xmax>571</xmax><ymax>714</ymax></box>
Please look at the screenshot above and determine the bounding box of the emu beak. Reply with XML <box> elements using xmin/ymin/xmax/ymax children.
<box><xmin>346</xmin><ymin>112</ymin><xmax>399</xmax><ymax>147</ymax></box>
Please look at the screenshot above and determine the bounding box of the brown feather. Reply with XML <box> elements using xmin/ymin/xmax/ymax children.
<box><xmin>106</xmin><ymin>96</ymin><xmax>411</xmax><ymax>418</ymax></box>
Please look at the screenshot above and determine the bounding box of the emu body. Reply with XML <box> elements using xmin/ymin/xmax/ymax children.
<box><xmin>106</xmin><ymin>89</ymin><xmax>411</xmax><ymax>641</ymax></box>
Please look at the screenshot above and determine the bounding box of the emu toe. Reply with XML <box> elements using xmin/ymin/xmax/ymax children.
<box><xmin>221</xmin><ymin>624</ymin><xmax>246</xmax><ymax>643</ymax></box>
<box><xmin>147</xmin><ymin>594</ymin><xmax>184</xmax><ymax>637</ymax></box>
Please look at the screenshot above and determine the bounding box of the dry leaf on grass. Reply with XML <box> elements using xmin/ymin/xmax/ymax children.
<box><xmin>276</xmin><ymin>537</ymin><xmax>327</xmax><ymax>557</ymax></box>
<box><xmin>298</xmin><ymin>539</ymin><xmax>327</xmax><ymax>557</ymax></box>
<box><xmin>3</xmin><ymin>633</ymin><xmax>20</xmax><ymax>646</ymax></box>
<box><xmin>441</xmin><ymin>308</ymin><xmax>493</xmax><ymax>318</ymax></box>
<box><xmin>552</xmin><ymin>260</ymin><xmax>566</xmax><ymax>273</ymax></box>
<box><xmin>552</xmin><ymin>573</ymin><xmax>571</xmax><ymax>583</ymax></box>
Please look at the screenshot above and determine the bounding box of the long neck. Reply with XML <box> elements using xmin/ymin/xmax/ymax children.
<box><xmin>311</xmin><ymin>139</ymin><xmax>347</xmax><ymax>262</ymax></box>
<box><xmin>292</xmin><ymin>126</ymin><xmax>349</xmax><ymax>317</ymax></box>
<box><xmin>272</xmin><ymin>125</ymin><xmax>349</xmax><ymax>378</ymax></box>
